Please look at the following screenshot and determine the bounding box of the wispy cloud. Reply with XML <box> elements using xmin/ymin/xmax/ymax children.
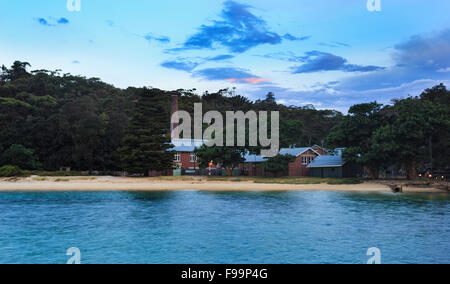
<box><xmin>283</xmin><ymin>34</ymin><xmax>311</xmax><ymax>41</ymax></box>
<box><xmin>339</xmin><ymin>29</ymin><xmax>450</xmax><ymax>91</ymax></box>
<box><xmin>258</xmin><ymin>51</ymin><xmax>384</xmax><ymax>73</ymax></box>
<box><xmin>161</xmin><ymin>59</ymin><xmax>199</xmax><ymax>72</ymax></box>
<box><xmin>318</xmin><ymin>42</ymin><xmax>350</xmax><ymax>48</ymax></box>
<box><xmin>290</xmin><ymin>51</ymin><xmax>385</xmax><ymax>73</ymax></box>
<box><xmin>172</xmin><ymin>1</ymin><xmax>308</xmax><ymax>53</ymax></box>
<box><xmin>37</xmin><ymin>17</ymin><xmax>69</xmax><ymax>27</ymax></box>
<box><xmin>107</xmin><ymin>20</ymin><xmax>170</xmax><ymax>45</ymax></box>
<box><xmin>206</xmin><ymin>54</ymin><xmax>235</xmax><ymax>61</ymax></box>
<box><xmin>57</xmin><ymin>18</ymin><xmax>69</xmax><ymax>25</ymax></box>
<box><xmin>144</xmin><ymin>34</ymin><xmax>170</xmax><ymax>44</ymax></box>
<box><xmin>194</xmin><ymin>67</ymin><xmax>269</xmax><ymax>84</ymax></box>
<box><xmin>160</xmin><ymin>55</ymin><xmax>234</xmax><ymax>72</ymax></box>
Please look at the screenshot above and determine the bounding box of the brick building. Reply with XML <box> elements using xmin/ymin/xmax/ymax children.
<box><xmin>243</xmin><ymin>146</ymin><xmax>329</xmax><ymax>177</ymax></box>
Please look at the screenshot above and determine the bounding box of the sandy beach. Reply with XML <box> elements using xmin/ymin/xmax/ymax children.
<box><xmin>0</xmin><ymin>176</ymin><xmax>447</xmax><ymax>193</ymax></box>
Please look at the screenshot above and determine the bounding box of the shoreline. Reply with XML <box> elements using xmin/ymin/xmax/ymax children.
<box><xmin>0</xmin><ymin>176</ymin><xmax>447</xmax><ymax>193</ymax></box>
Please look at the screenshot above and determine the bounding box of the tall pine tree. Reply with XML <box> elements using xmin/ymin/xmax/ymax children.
<box><xmin>119</xmin><ymin>88</ymin><xmax>173</xmax><ymax>175</ymax></box>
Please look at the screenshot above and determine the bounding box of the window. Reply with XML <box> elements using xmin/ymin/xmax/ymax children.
<box><xmin>190</xmin><ymin>154</ymin><xmax>197</xmax><ymax>162</ymax></box>
<box><xmin>302</xmin><ymin>156</ymin><xmax>314</xmax><ymax>165</ymax></box>
<box><xmin>174</xmin><ymin>153</ymin><xmax>181</xmax><ymax>162</ymax></box>
<box><xmin>302</xmin><ymin>157</ymin><xmax>308</xmax><ymax>165</ymax></box>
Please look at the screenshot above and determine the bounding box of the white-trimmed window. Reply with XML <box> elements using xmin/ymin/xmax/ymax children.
<box><xmin>190</xmin><ymin>154</ymin><xmax>197</xmax><ymax>162</ymax></box>
<box><xmin>302</xmin><ymin>156</ymin><xmax>314</xmax><ymax>165</ymax></box>
<box><xmin>174</xmin><ymin>153</ymin><xmax>181</xmax><ymax>162</ymax></box>
<box><xmin>302</xmin><ymin>157</ymin><xmax>308</xmax><ymax>165</ymax></box>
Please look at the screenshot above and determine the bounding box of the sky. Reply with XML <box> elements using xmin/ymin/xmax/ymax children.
<box><xmin>1</xmin><ymin>0</ymin><xmax>450</xmax><ymax>112</ymax></box>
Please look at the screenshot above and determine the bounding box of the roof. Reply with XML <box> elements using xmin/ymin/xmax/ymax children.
<box><xmin>168</xmin><ymin>139</ymin><xmax>207</xmax><ymax>153</ymax></box>
<box><xmin>171</xmin><ymin>138</ymin><xmax>206</xmax><ymax>147</ymax></box>
<box><xmin>279</xmin><ymin>147</ymin><xmax>319</xmax><ymax>157</ymax></box>
<box><xmin>307</xmin><ymin>155</ymin><xmax>344</xmax><ymax>168</ymax></box>
<box><xmin>170</xmin><ymin>146</ymin><xmax>197</xmax><ymax>152</ymax></box>
<box><xmin>244</xmin><ymin>147</ymin><xmax>319</xmax><ymax>163</ymax></box>
<box><xmin>311</xmin><ymin>144</ymin><xmax>329</xmax><ymax>154</ymax></box>
<box><xmin>244</xmin><ymin>153</ymin><xmax>268</xmax><ymax>163</ymax></box>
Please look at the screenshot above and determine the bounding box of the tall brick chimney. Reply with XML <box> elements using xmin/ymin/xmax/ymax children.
<box><xmin>170</xmin><ymin>95</ymin><xmax>179</xmax><ymax>139</ymax></box>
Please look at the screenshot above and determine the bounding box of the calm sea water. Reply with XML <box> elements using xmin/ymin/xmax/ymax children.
<box><xmin>0</xmin><ymin>190</ymin><xmax>448</xmax><ymax>264</ymax></box>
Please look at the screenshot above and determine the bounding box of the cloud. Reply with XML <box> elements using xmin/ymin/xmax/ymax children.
<box><xmin>393</xmin><ymin>29</ymin><xmax>450</xmax><ymax>72</ymax></box>
<box><xmin>257</xmin><ymin>51</ymin><xmax>303</xmax><ymax>62</ymax></box>
<box><xmin>339</xmin><ymin>29</ymin><xmax>450</xmax><ymax>91</ymax></box>
<box><xmin>160</xmin><ymin>55</ymin><xmax>234</xmax><ymax>72</ymax></box>
<box><xmin>175</xmin><ymin>1</ymin><xmax>306</xmax><ymax>53</ymax></box>
<box><xmin>193</xmin><ymin>67</ymin><xmax>269</xmax><ymax>84</ymax></box>
<box><xmin>318</xmin><ymin>42</ymin><xmax>350</xmax><ymax>48</ymax></box>
<box><xmin>106</xmin><ymin>20</ymin><xmax>170</xmax><ymax>45</ymax></box>
<box><xmin>258</xmin><ymin>51</ymin><xmax>381</xmax><ymax>75</ymax></box>
<box><xmin>206</xmin><ymin>54</ymin><xmax>235</xmax><ymax>61</ymax></box>
<box><xmin>290</xmin><ymin>51</ymin><xmax>385</xmax><ymax>73</ymax></box>
<box><xmin>144</xmin><ymin>34</ymin><xmax>170</xmax><ymax>44</ymax></box>
<box><xmin>161</xmin><ymin>59</ymin><xmax>199</xmax><ymax>72</ymax></box>
<box><xmin>438</xmin><ymin>67</ymin><xmax>450</xmax><ymax>73</ymax></box>
<box><xmin>246</xmin><ymin>79</ymin><xmax>450</xmax><ymax>113</ymax></box>
<box><xmin>37</xmin><ymin>18</ymin><xmax>52</xmax><ymax>26</ymax></box>
<box><xmin>37</xmin><ymin>17</ymin><xmax>69</xmax><ymax>27</ymax></box>
<box><xmin>72</xmin><ymin>60</ymin><xmax>80</xmax><ymax>64</ymax></box>
<box><xmin>57</xmin><ymin>18</ymin><xmax>69</xmax><ymax>24</ymax></box>
<box><xmin>246</xmin><ymin>29</ymin><xmax>450</xmax><ymax>111</ymax></box>
<box><xmin>283</xmin><ymin>34</ymin><xmax>311</xmax><ymax>41</ymax></box>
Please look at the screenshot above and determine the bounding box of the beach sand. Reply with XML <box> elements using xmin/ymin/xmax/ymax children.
<box><xmin>0</xmin><ymin>176</ymin><xmax>446</xmax><ymax>193</ymax></box>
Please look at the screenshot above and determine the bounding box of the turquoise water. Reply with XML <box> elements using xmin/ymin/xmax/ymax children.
<box><xmin>0</xmin><ymin>190</ymin><xmax>448</xmax><ymax>264</ymax></box>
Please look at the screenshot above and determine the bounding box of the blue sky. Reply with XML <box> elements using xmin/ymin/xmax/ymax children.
<box><xmin>1</xmin><ymin>0</ymin><xmax>449</xmax><ymax>112</ymax></box>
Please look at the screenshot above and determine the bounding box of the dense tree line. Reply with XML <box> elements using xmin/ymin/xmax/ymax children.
<box><xmin>327</xmin><ymin>84</ymin><xmax>450</xmax><ymax>179</ymax></box>
<box><xmin>0</xmin><ymin>61</ymin><xmax>341</xmax><ymax>175</ymax></box>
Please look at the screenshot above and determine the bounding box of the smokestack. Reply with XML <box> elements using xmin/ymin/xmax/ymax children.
<box><xmin>171</xmin><ymin>95</ymin><xmax>179</xmax><ymax>139</ymax></box>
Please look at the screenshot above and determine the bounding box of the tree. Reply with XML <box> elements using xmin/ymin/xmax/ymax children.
<box><xmin>373</xmin><ymin>98</ymin><xmax>446</xmax><ymax>179</ymax></box>
<box><xmin>0</xmin><ymin>144</ymin><xmax>41</xmax><ymax>170</ymax></box>
<box><xmin>0</xmin><ymin>61</ymin><xmax>31</xmax><ymax>83</ymax></box>
<box><xmin>279</xmin><ymin>119</ymin><xmax>304</xmax><ymax>147</ymax></box>
<box><xmin>0</xmin><ymin>60</ymin><xmax>345</xmax><ymax>173</ymax></box>
<box><xmin>420</xmin><ymin>84</ymin><xmax>450</xmax><ymax>169</ymax></box>
<box><xmin>195</xmin><ymin>145</ymin><xmax>246</xmax><ymax>176</ymax></box>
<box><xmin>263</xmin><ymin>154</ymin><xmax>296</xmax><ymax>176</ymax></box>
<box><xmin>327</xmin><ymin>102</ymin><xmax>385</xmax><ymax>178</ymax></box>
<box><xmin>119</xmin><ymin>88</ymin><xmax>173</xmax><ymax>175</ymax></box>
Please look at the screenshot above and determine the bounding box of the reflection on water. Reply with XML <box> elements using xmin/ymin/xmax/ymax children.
<box><xmin>0</xmin><ymin>190</ymin><xmax>448</xmax><ymax>264</ymax></box>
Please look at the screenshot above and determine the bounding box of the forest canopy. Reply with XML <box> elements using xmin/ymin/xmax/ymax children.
<box><xmin>0</xmin><ymin>61</ymin><xmax>341</xmax><ymax>173</ymax></box>
<box><xmin>1</xmin><ymin>61</ymin><xmax>448</xmax><ymax>178</ymax></box>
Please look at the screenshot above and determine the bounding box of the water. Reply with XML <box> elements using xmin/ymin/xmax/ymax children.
<box><xmin>0</xmin><ymin>190</ymin><xmax>448</xmax><ymax>264</ymax></box>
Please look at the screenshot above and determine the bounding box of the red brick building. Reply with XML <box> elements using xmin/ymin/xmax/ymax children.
<box><xmin>244</xmin><ymin>147</ymin><xmax>328</xmax><ymax>177</ymax></box>
<box><xmin>171</xmin><ymin>138</ymin><xmax>205</xmax><ymax>174</ymax></box>
<box><xmin>168</xmin><ymin>94</ymin><xmax>330</xmax><ymax>177</ymax></box>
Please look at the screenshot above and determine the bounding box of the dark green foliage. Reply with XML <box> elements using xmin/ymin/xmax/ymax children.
<box><xmin>0</xmin><ymin>61</ymin><xmax>130</xmax><ymax>171</ymax></box>
<box><xmin>0</xmin><ymin>61</ymin><xmax>342</xmax><ymax>173</ymax></box>
<box><xmin>178</xmin><ymin>89</ymin><xmax>342</xmax><ymax>147</ymax></box>
<box><xmin>327</xmin><ymin>102</ymin><xmax>386</xmax><ymax>178</ymax></box>
<box><xmin>419</xmin><ymin>84</ymin><xmax>450</xmax><ymax>169</ymax></box>
<box><xmin>0</xmin><ymin>165</ymin><xmax>25</xmax><ymax>177</ymax></box>
<box><xmin>195</xmin><ymin>145</ymin><xmax>246</xmax><ymax>176</ymax></box>
<box><xmin>0</xmin><ymin>144</ymin><xmax>41</xmax><ymax>170</ymax></box>
<box><xmin>263</xmin><ymin>154</ymin><xmax>296</xmax><ymax>175</ymax></box>
<box><xmin>119</xmin><ymin>88</ymin><xmax>174</xmax><ymax>175</ymax></box>
<box><xmin>327</xmin><ymin>84</ymin><xmax>450</xmax><ymax>179</ymax></box>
